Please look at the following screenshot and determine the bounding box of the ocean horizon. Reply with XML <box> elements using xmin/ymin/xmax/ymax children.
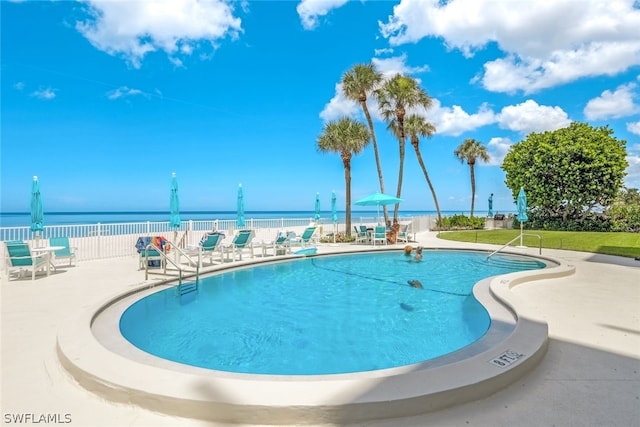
<box><xmin>0</xmin><ymin>210</ymin><xmax>500</xmax><ymax>228</ymax></box>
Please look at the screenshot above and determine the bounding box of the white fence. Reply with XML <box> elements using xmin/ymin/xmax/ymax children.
<box><xmin>0</xmin><ymin>216</ymin><xmax>435</xmax><ymax>266</ymax></box>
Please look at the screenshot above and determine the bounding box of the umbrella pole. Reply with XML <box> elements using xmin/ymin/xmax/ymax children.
<box><xmin>520</xmin><ymin>222</ymin><xmax>524</xmax><ymax>247</ymax></box>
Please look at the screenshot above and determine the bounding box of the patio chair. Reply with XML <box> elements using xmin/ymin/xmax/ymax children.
<box><xmin>372</xmin><ymin>225</ymin><xmax>387</xmax><ymax>246</ymax></box>
<box><xmin>396</xmin><ymin>224</ymin><xmax>410</xmax><ymax>243</ymax></box>
<box><xmin>223</xmin><ymin>229</ymin><xmax>255</xmax><ymax>261</ymax></box>
<box><xmin>4</xmin><ymin>240</ymin><xmax>49</xmax><ymax>280</ymax></box>
<box><xmin>354</xmin><ymin>226</ymin><xmax>368</xmax><ymax>244</ymax></box>
<box><xmin>135</xmin><ymin>236</ymin><xmax>164</xmax><ymax>269</ymax></box>
<box><xmin>290</xmin><ymin>226</ymin><xmax>318</xmax><ymax>248</ymax></box>
<box><xmin>49</xmin><ymin>236</ymin><xmax>77</xmax><ymax>267</ymax></box>
<box><xmin>186</xmin><ymin>232</ymin><xmax>224</xmax><ymax>267</ymax></box>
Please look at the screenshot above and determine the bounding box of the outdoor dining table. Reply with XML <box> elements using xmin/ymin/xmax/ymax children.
<box><xmin>31</xmin><ymin>246</ymin><xmax>65</xmax><ymax>273</ymax></box>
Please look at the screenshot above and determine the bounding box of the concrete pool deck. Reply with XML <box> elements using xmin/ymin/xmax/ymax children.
<box><xmin>1</xmin><ymin>231</ymin><xmax>639</xmax><ymax>426</ymax></box>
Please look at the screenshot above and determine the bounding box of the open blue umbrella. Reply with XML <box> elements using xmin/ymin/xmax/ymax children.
<box><xmin>236</xmin><ymin>184</ymin><xmax>245</xmax><ymax>228</ymax></box>
<box><xmin>355</xmin><ymin>192</ymin><xmax>402</xmax><ymax>224</ymax></box>
<box><xmin>314</xmin><ymin>192</ymin><xmax>321</xmax><ymax>223</ymax></box>
<box><xmin>516</xmin><ymin>187</ymin><xmax>528</xmax><ymax>247</ymax></box>
<box><xmin>30</xmin><ymin>176</ymin><xmax>44</xmax><ymax>245</ymax></box>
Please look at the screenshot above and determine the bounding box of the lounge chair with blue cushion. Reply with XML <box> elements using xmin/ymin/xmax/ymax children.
<box><xmin>49</xmin><ymin>236</ymin><xmax>77</xmax><ymax>267</ymax></box>
<box><xmin>290</xmin><ymin>226</ymin><xmax>318</xmax><ymax>248</ymax></box>
<box><xmin>186</xmin><ymin>232</ymin><xmax>225</xmax><ymax>267</ymax></box>
<box><xmin>4</xmin><ymin>241</ymin><xmax>49</xmax><ymax>280</ymax></box>
<box><xmin>372</xmin><ymin>225</ymin><xmax>387</xmax><ymax>246</ymax></box>
<box><xmin>223</xmin><ymin>229</ymin><xmax>255</xmax><ymax>261</ymax></box>
<box><xmin>271</xmin><ymin>231</ymin><xmax>292</xmax><ymax>255</ymax></box>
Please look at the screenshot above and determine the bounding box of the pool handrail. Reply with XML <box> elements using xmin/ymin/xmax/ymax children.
<box><xmin>487</xmin><ymin>232</ymin><xmax>542</xmax><ymax>260</ymax></box>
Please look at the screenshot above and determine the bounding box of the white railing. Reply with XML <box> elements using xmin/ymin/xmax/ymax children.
<box><xmin>1</xmin><ymin>215</ymin><xmax>435</xmax><ymax>268</ymax></box>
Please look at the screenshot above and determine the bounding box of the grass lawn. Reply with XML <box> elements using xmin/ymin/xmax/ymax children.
<box><xmin>436</xmin><ymin>229</ymin><xmax>640</xmax><ymax>258</ymax></box>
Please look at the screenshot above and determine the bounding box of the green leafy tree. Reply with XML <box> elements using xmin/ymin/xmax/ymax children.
<box><xmin>609</xmin><ymin>187</ymin><xmax>640</xmax><ymax>232</ymax></box>
<box><xmin>341</xmin><ymin>63</ymin><xmax>388</xmax><ymax>223</ymax></box>
<box><xmin>401</xmin><ymin>114</ymin><xmax>442</xmax><ymax>225</ymax></box>
<box><xmin>502</xmin><ymin>122</ymin><xmax>628</xmax><ymax>223</ymax></box>
<box><xmin>317</xmin><ymin>117</ymin><xmax>370</xmax><ymax>236</ymax></box>
<box><xmin>454</xmin><ymin>138</ymin><xmax>490</xmax><ymax>217</ymax></box>
<box><xmin>376</xmin><ymin>74</ymin><xmax>432</xmax><ymax>221</ymax></box>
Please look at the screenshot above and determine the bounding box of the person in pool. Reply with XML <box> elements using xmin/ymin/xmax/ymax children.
<box><xmin>404</xmin><ymin>245</ymin><xmax>413</xmax><ymax>256</ymax></box>
<box><xmin>414</xmin><ymin>246</ymin><xmax>423</xmax><ymax>261</ymax></box>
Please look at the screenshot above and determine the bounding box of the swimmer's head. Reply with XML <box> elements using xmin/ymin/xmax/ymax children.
<box><xmin>404</xmin><ymin>245</ymin><xmax>413</xmax><ymax>255</ymax></box>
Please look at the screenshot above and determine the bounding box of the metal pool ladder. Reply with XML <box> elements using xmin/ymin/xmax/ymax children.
<box><xmin>486</xmin><ymin>232</ymin><xmax>542</xmax><ymax>260</ymax></box>
<box><xmin>143</xmin><ymin>242</ymin><xmax>200</xmax><ymax>295</ymax></box>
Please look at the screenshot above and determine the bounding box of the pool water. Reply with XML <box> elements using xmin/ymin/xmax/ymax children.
<box><xmin>120</xmin><ymin>251</ymin><xmax>545</xmax><ymax>375</ymax></box>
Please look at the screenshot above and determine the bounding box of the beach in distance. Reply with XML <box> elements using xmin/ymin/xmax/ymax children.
<box><xmin>0</xmin><ymin>210</ymin><xmax>499</xmax><ymax>228</ymax></box>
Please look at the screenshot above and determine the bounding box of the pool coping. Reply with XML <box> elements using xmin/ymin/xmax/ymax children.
<box><xmin>56</xmin><ymin>249</ymin><xmax>576</xmax><ymax>425</ymax></box>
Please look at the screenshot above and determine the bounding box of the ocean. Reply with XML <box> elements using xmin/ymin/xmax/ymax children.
<box><xmin>0</xmin><ymin>210</ymin><xmax>484</xmax><ymax>228</ymax></box>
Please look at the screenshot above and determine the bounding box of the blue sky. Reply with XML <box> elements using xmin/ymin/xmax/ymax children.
<box><xmin>2</xmin><ymin>0</ymin><xmax>639</xmax><ymax>214</ymax></box>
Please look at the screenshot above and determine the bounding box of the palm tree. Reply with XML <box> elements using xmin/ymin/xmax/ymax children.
<box><xmin>454</xmin><ymin>138</ymin><xmax>490</xmax><ymax>217</ymax></box>
<box><xmin>376</xmin><ymin>73</ymin><xmax>432</xmax><ymax>221</ymax></box>
<box><xmin>341</xmin><ymin>63</ymin><xmax>388</xmax><ymax>223</ymax></box>
<box><xmin>317</xmin><ymin>117</ymin><xmax>370</xmax><ymax>236</ymax></box>
<box><xmin>402</xmin><ymin>114</ymin><xmax>442</xmax><ymax>225</ymax></box>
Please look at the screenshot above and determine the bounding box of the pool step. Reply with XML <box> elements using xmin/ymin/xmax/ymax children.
<box><xmin>177</xmin><ymin>281</ymin><xmax>198</xmax><ymax>296</ymax></box>
<box><xmin>486</xmin><ymin>256</ymin><xmax>542</xmax><ymax>270</ymax></box>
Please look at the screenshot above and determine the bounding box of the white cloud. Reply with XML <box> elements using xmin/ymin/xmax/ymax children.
<box><xmin>374</xmin><ymin>48</ymin><xmax>394</xmax><ymax>56</ymax></box>
<box><xmin>628</xmin><ymin>121</ymin><xmax>640</xmax><ymax>135</ymax></box>
<box><xmin>106</xmin><ymin>86</ymin><xmax>146</xmax><ymax>100</ymax></box>
<box><xmin>625</xmin><ymin>154</ymin><xmax>640</xmax><ymax>188</ymax></box>
<box><xmin>379</xmin><ymin>0</ymin><xmax>640</xmax><ymax>93</ymax></box>
<box><xmin>76</xmin><ymin>0</ymin><xmax>242</xmax><ymax>68</ymax></box>
<box><xmin>497</xmin><ymin>100</ymin><xmax>571</xmax><ymax>134</ymax></box>
<box><xmin>485</xmin><ymin>137</ymin><xmax>513</xmax><ymax>166</ymax></box>
<box><xmin>31</xmin><ymin>88</ymin><xmax>56</xmax><ymax>100</ymax></box>
<box><xmin>425</xmin><ymin>99</ymin><xmax>495</xmax><ymax>136</ymax></box>
<box><xmin>319</xmin><ymin>83</ymin><xmax>359</xmax><ymax>122</ymax></box>
<box><xmin>13</xmin><ymin>82</ymin><xmax>25</xmax><ymax>90</ymax></box>
<box><xmin>372</xmin><ymin>54</ymin><xmax>429</xmax><ymax>77</ymax></box>
<box><xmin>584</xmin><ymin>83</ymin><xmax>639</xmax><ymax>120</ymax></box>
<box><xmin>296</xmin><ymin>0</ymin><xmax>349</xmax><ymax>30</ymax></box>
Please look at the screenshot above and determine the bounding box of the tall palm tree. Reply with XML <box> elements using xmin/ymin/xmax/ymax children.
<box><xmin>376</xmin><ymin>73</ymin><xmax>432</xmax><ymax>221</ymax></box>
<box><xmin>341</xmin><ymin>63</ymin><xmax>388</xmax><ymax>223</ymax></box>
<box><xmin>454</xmin><ymin>138</ymin><xmax>490</xmax><ymax>217</ymax></box>
<box><xmin>317</xmin><ymin>117</ymin><xmax>370</xmax><ymax>236</ymax></box>
<box><xmin>402</xmin><ymin>114</ymin><xmax>442</xmax><ymax>225</ymax></box>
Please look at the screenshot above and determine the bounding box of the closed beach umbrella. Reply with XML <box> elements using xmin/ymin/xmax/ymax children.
<box><xmin>331</xmin><ymin>191</ymin><xmax>338</xmax><ymax>224</ymax></box>
<box><xmin>354</xmin><ymin>192</ymin><xmax>402</xmax><ymax>224</ymax></box>
<box><xmin>169</xmin><ymin>173</ymin><xmax>180</xmax><ymax>245</ymax></box>
<box><xmin>169</xmin><ymin>173</ymin><xmax>181</xmax><ymax>229</ymax></box>
<box><xmin>516</xmin><ymin>187</ymin><xmax>528</xmax><ymax>247</ymax></box>
<box><xmin>331</xmin><ymin>190</ymin><xmax>338</xmax><ymax>243</ymax></box>
<box><xmin>30</xmin><ymin>176</ymin><xmax>44</xmax><ymax>246</ymax></box>
<box><xmin>236</xmin><ymin>184</ymin><xmax>245</xmax><ymax>228</ymax></box>
<box><xmin>314</xmin><ymin>192</ymin><xmax>321</xmax><ymax>223</ymax></box>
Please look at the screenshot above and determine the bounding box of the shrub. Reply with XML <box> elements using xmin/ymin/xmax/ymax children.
<box><xmin>435</xmin><ymin>215</ymin><xmax>486</xmax><ymax>230</ymax></box>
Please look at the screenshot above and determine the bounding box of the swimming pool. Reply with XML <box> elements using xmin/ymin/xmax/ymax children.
<box><xmin>119</xmin><ymin>251</ymin><xmax>545</xmax><ymax>375</ymax></box>
<box><xmin>61</xmin><ymin>247</ymin><xmax>573</xmax><ymax>425</ymax></box>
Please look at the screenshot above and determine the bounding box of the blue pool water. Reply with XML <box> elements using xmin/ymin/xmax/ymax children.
<box><xmin>120</xmin><ymin>251</ymin><xmax>545</xmax><ymax>375</ymax></box>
